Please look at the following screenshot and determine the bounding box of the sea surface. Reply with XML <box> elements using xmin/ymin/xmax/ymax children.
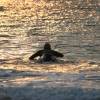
<box><xmin>0</xmin><ymin>0</ymin><xmax>100</xmax><ymax>63</ymax></box>
<box><xmin>0</xmin><ymin>0</ymin><xmax>100</xmax><ymax>100</ymax></box>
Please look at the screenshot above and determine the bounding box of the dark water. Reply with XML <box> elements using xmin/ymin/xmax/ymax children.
<box><xmin>0</xmin><ymin>0</ymin><xmax>100</xmax><ymax>63</ymax></box>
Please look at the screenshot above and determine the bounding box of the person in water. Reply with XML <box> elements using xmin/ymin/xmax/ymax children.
<box><xmin>29</xmin><ymin>42</ymin><xmax>64</xmax><ymax>62</ymax></box>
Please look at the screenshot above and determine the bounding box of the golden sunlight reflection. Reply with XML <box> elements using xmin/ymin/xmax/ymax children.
<box><xmin>1</xmin><ymin>62</ymin><xmax>99</xmax><ymax>73</ymax></box>
<box><xmin>0</xmin><ymin>0</ymin><xmax>10</xmax><ymax>5</ymax></box>
<box><xmin>3</xmin><ymin>77</ymin><xmax>48</xmax><ymax>86</ymax></box>
<box><xmin>1</xmin><ymin>0</ymin><xmax>47</xmax><ymax>8</ymax></box>
<box><xmin>0</xmin><ymin>62</ymin><xmax>100</xmax><ymax>88</ymax></box>
<box><xmin>0</xmin><ymin>0</ymin><xmax>9</xmax><ymax>3</ymax></box>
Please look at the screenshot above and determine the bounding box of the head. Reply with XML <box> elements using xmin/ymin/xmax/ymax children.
<box><xmin>44</xmin><ymin>42</ymin><xmax>51</xmax><ymax>50</ymax></box>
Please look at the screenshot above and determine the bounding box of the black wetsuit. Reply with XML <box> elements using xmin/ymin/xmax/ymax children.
<box><xmin>29</xmin><ymin>42</ymin><xmax>64</xmax><ymax>62</ymax></box>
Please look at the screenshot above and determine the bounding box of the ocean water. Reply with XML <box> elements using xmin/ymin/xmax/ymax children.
<box><xmin>0</xmin><ymin>0</ymin><xmax>100</xmax><ymax>100</ymax></box>
<box><xmin>0</xmin><ymin>0</ymin><xmax>100</xmax><ymax>62</ymax></box>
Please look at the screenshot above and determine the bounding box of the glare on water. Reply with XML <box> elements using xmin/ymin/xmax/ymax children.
<box><xmin>0</xmin><ymin>1</ymin><xmax>100</xmax><ymax>98</ymax></box>
<box><xmin>0</xmin><ymin>0</ymin><xmax>100</xmax><ymax>62</ymax></box>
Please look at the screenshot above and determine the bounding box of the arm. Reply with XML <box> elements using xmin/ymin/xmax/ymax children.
<box><xmin>29</xmin><ymin>50</ymin><xmax>43</xmax><ymax>60</ymax></box>
<box><xmin>51</xmin><ymin>50</ymin><xmax>64</xmax><ymax>57</ymax></box>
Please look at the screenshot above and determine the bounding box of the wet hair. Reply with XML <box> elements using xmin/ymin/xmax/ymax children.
<box><xmin>44</xmin><ymin>42</ymin><xmax>51</xmax><ymax>50</ymax></box>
